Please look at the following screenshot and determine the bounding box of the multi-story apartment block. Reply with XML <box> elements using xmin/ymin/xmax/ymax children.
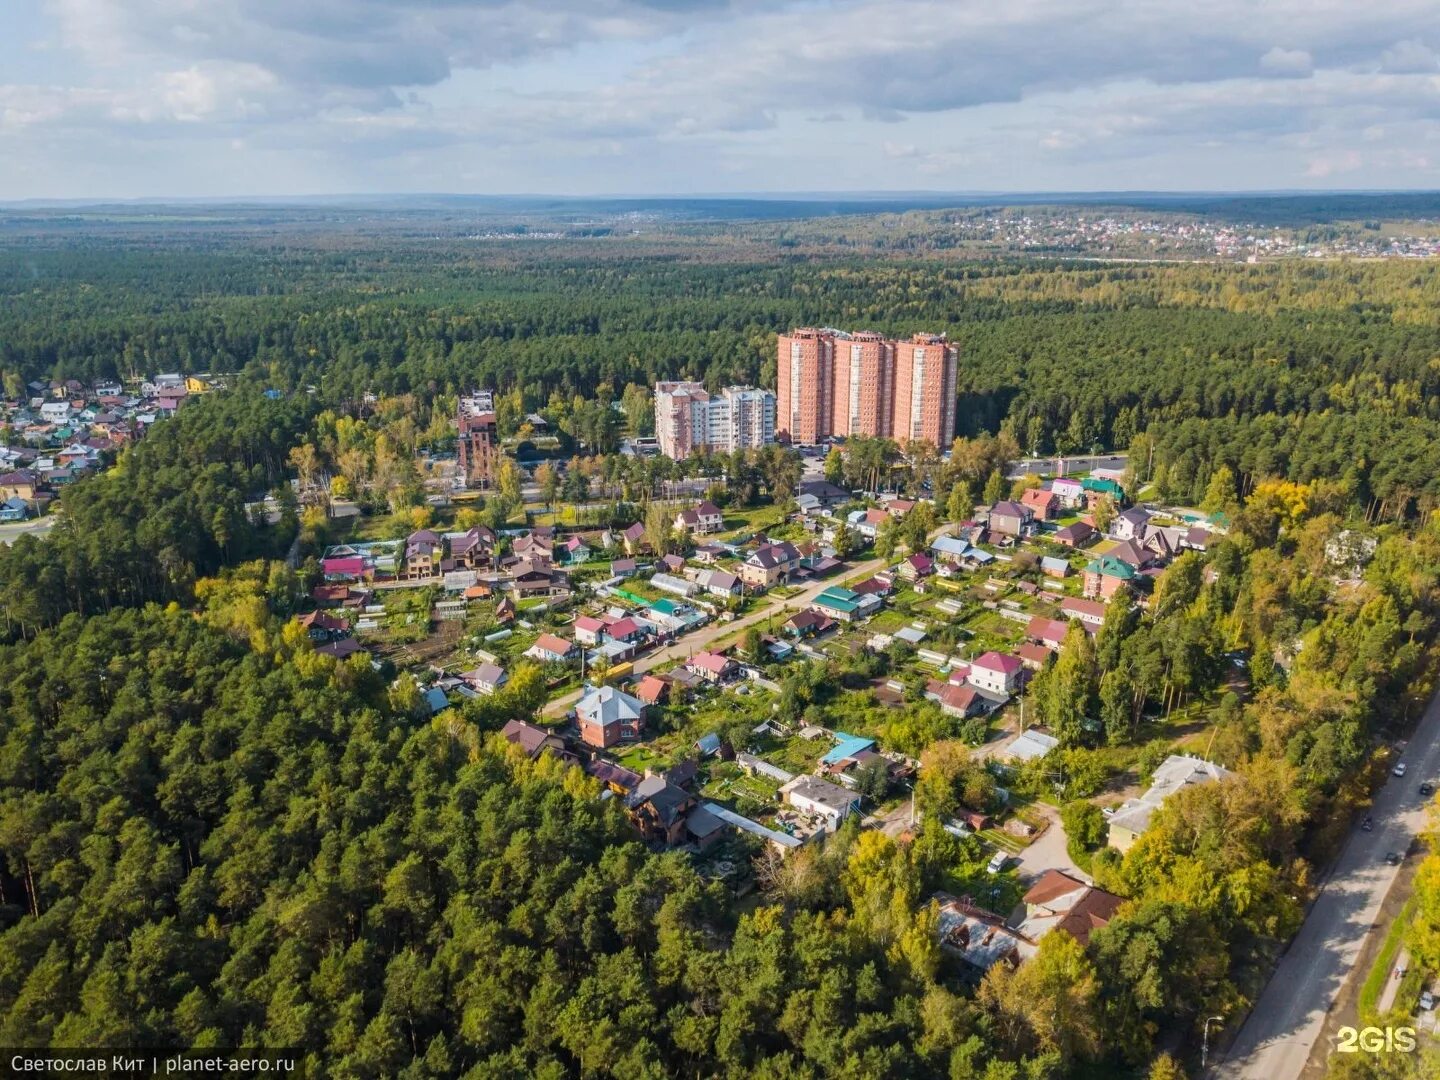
<box><xmin>457</xmin><ymin>390</ymin><xmax>498</xmax><ymax>486</ymax></box>
<box><xmin>654</xmin><ymin>381</ymin><xmax>775</xmax><ymax>460</ymax></box>
<box><xmin>775</xmin><ymin>329</ymin><xmax>958</xmax><ymax>448</ymax></box>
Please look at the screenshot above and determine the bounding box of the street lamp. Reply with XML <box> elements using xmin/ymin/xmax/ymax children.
<box><xmin>1202</xmin><ymin>1015</ymin><xmax>1225</xmax><ymax>1071</ymax></box>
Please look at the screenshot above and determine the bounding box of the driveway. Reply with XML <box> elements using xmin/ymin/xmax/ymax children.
<box><xmin>1216</xmin><ymin>684</ymin><xmax>1440</xmax><ymax>1079</ymax></box>
<box><xmin>1008</xmin><ymin>803</ymin><xmax>1088</xmax><ymax>884</ymax></box>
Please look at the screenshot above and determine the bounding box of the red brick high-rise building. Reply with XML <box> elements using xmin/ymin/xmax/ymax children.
<box><xmin>776</xmin><ymin>329</ymin><xmax>957</xmax><ymax>448</ymax></box>
<box><xmin>457</xmin><ymin>390</ymin><xmax>498</xmax><ymax>487</ymax></box>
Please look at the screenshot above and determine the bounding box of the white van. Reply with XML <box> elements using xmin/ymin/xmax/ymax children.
<box><xmin>986</xmin><ymin>851</ymin><xmax>1008</xmax><ymax>874</ymax></box>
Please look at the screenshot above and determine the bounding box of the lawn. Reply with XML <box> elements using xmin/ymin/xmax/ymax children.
<box><xmin>1360</xmin><ymin>897</ymin><xmax>1418</xmax><ymax>1019</ymax></box>
<box><xmin>718</xmin><ymin>504</ymin><xmax>791</xmax><ymax>539</ymax></box>
<box><xmin>616</xmin><ymin>743</ymin><xmax>666</xmax><ymax>772</ymax></box>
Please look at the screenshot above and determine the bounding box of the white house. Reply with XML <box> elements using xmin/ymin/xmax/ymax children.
<box><xmin>967</xmin><ymin>651</ymin><xmax>1024</xmax><ymax>696</ymax></box>
<box><xmin>1111</xmin><ymin>507</ymin><xmax>1150</xmax><ymax>542</ymax></box>
<box><xmin>524</xmin><ymin>633</ymin><xmax>577</xmax><ymax>664</ymax></box>
<box><xmin>780</xmin><ymin>775</ymin><xmax>860</xmax><ymax>831</ymax></box>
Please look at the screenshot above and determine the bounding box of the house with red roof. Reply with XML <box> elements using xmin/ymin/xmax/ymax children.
<box><xmin>635</xmin><ymin>675</ymin><xmax>671</xmax><ymax>707</ymax></box>
<box><xmin>1020</xmin><ymin>488</ymin><xmax>1061</xmax><ymax>521</ymax></box>
<box><xmin>1060</xmin><ymin>596</ymin><xmax>1107</xmax><ymax>628</ymax></box>
<box><xmin>899</xmin><ymin>552</ymin><xmax>934</xmax><ymax>580</ymax></box>
<box><xmin>1026</xmin><ymin>616</ymin><xmax>1070</xmax><ymax>650</ymax></box>
<box><xmin>573</xmin><ymin>614</ymin><xmax>608</xmax><ymax>646</ymax></box>
<box><xmin>686</xmin><ymin>651</ymin><xmax>738</xmax><ymax>683</ymax></box>
<box><xmin>525</xmin><ymin>633</ymin><xmax>578</xmax><ymax>664</ymax></box>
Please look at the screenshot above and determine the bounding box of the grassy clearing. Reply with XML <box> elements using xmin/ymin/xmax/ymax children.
<box><xmin>1360</xmin><ymin>897</ymin><xmax>1417</xmax><ymax>1019</ymax></box>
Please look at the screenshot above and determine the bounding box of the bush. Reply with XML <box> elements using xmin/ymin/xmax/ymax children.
<box><xmin>1061</xmin><ymin>799</ymin><xmax>1108</xmax><ymax>866</ymax></box>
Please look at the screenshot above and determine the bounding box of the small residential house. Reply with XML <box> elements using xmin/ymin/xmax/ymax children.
<box><xmin>810</xmin><ymin>585</ymin><xmax>866</xmax><ymax>623</ymax></box>
<box><xmin>780</xmin><ymin>775</ymin><xmax>861</xmax><ymax>831</ymax></box>
<box><xmin>575</xmin><ymin>684</ymin><xmax>648</xmax><ymax>748</ymax></box>
<box><xmin>1108</xmin><ymin>755</ymin><xmax>1233</xmax><ymax>852</ymax></box>
<box><xmin>930</xmin><ymin>681</ymin><xmax>988</xmax><ymax>718</ymax></box>
<box><xmin>1016</xmin><ymin>870</ymin><xmax>1125</xmax><ymax>947</ymax></box>
<box><xmin>525</xmin><ymin>633</ymin><xmax>578</xmax><ymax>664</ymax></box>
<box><xmin>295</xmin><ymin>610</ymin><xmax>348</xmax><ymax>642</ymax></box>
<box><xmin>696</xmin><ymin>568</ymin><xmax>741</xmax><ymax>597</ymax></box>
<box><xmin>626</xmin><ymin>775</ymin><xmax>697</xmax><ymax>847</ymax></box>
<box><xmin>738</xmin><ymin>541</ymin><xmax>802</xmax><ymax>589</ymax></box>
<box><xmin>573</xmin><ymin>614</ymin><xmax>609</xmax><ymax>646</ymax></box>
<box><xmin>621</xmin><ymin>522</ymin><xmax>649</xmax><ymax>554</ymax></box>
<box><xmin>899</xmin><ymin>553</ymin><xmax>934</xmax><ymax>580</ymax></box>
<box><xmin>635</xmin><ymin>675</ymin><xmax>671</xmax><ymax>707</ymax></box>
<box><xmin>848</xmin><ymin>507</ymin><xmax>891</xmax><ymax>540</ymax></box>
<box><xmin>1016</xmin><ymin>639</ymin><xmax>1054</xmax><ymax>669</ymax></box>
<box><xmin>1053</xmin><ymin>521</ymin><xmax>1097</xmax><ymax>548</ymax></box>
<box><xmin>461</xmin><ymin>662</ymin><xmax>509</xmax><ymax>695</ymax></box>
<box><xmin>1059</xmin><ymin>596</ymin><xmax>1108</xmax><ymax>628</ymax></box>
<box><xmin>1051</xmin><ymin>477</ymin><xmax>1085</xmax><ymax>508</ymax></box>
<box><xmin>1020</xmin><ymin>488</ymin><xmax>1061</xmax><ymax>521</ymax></box>
<box><xmin>987</xmin><ymin>500</ymin><xmax>1033</xmax><ymax>538</ymax></box>
<box><xmin>1111</xmin><ymin>507</ymin><xmax>1150</xmax><ymax>542</ymax></box>
<box><xmin>968</xmin><ymin>651</ymin><xmax>1025</xmax><ymax>696</ymax></box>
<box><xmin>675</xmin><ymin>501</ymin><xmax>724</xmax><ymax>536</ymax></box>
<box><xmin>935</xmin><ymin>894</ymin><xmax>1036</xmax><ymax>976</ymax></box>
<box><xmin>558</xmin><ymin>535</ymin><xmax>592</xmax><ymax>563</ymax></box>
<box><xmin>785</xmin><ymin>610</ymin><xmax>836</xmax><ymax>638</ymax></box>
<box><xmin>501</xmin><ymin>719</ymin><xmax>571</xmax><ymax>761</ymax></box>
<box><xmin>686</xmin><ymin>651</ymin><xmax>738</xmax><ymax>683</ymax></box>
<box><xmin>1039</xmin><ymin>556</ymin><xmax>1071</xmax><ymax>578</ymax></box>
<box><xmin>0</xmin><ymin>470</ymin><xmax>40</xmax><ymax>501</ymax></box>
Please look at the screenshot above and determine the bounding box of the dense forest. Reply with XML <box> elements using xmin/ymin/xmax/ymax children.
<box><xmin>7</xmin><ymin>222</ymin><xmax>1440</xmax><ymax>1075</ymax></box>
<box><xmin>5</xmin><ymin>234</ymin><xmax>1440</xmax><ymax>513</ymax></box>
<box><xmin>0</xmin><ymin>391</ymin><xmax>310</xmax><ymax>635</ymax></box>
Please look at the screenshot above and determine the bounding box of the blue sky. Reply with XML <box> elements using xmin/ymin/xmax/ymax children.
<box><xmin>3</xmin><ymin>0</ymin><xmax>1440</xmax><ymax>199</ymax></box>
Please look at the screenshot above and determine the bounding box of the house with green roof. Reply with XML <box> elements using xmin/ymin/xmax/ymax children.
<box><xmin>1083</xmin><ymin>555</ymin><xmax>1136</xmax><ymax>600</ymax></box>
<box><xmin>810</xmin><ymin>585</ymin><xmax>882</xmax><ymax>623</ymax></box>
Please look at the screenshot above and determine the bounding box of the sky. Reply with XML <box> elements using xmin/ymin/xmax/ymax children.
<box><xmin>3</xmin><ymin>0</ymin><xmax>1440</xmax><ymax>200</ymax></box>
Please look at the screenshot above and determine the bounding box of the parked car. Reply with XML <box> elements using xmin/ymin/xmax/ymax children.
<box><xmin>1394</xmin><ymin>762</ymin><xmax>1409</xmax><ymax>777</ymax></box>
<box><xmin>986</xmin><ymin>851</ymin><xmax>1009</xmax><ymax>874</ymax></box>
<box><xmin>1361</xmin><ymin>816</ymin><xmax>1374</xmax><ymax>832</ymax></box>
<box><xmin>1422</xmin><ymin>782</ymin><xmax>1435</xmax><ymax>797</ymax></box>
<box><xmin>1421</xmin><ymin>990</ymin><xmax>1435</xmax><ymax>1012</ymax></box>
<box><xmin>1386</xmin><ymin>852</ymin><xmax>1402</xmax><ymax>866</ymax></box>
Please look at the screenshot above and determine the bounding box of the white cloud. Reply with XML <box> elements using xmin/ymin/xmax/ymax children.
<box><xmin>1260</xmin><ymin>47</ymin><xmax>1313</xmax><ymax>76</ymax></box>
<box><xmin>5</xmin><ymin>0</ymin><xmax>1440</xmax><ymax>195</ymax></box>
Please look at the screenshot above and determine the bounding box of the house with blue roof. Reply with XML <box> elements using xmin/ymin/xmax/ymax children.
<box><xmin>821</xmin><ymin>732</ymin><xmax>877</xmax><ymax>767</ymax></box>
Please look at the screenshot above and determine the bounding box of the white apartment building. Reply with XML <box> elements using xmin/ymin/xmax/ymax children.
<box><xmin>655</xmin><ymin>381</ymin><xmax>774</xmax><ymax>460</ymax></box>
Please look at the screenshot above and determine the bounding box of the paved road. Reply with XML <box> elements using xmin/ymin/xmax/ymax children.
<box><xmin>1006</xmin><ymin>453</ymin><xmax>1127</xmax><ymax>480</ymax></box>
<box><xmin>0</xmin><ymin>516</ymin><xmax>58</xmax><ymax>546</ymax></box>
<box><xmin>1217</xmin><ymin>687</ymin><xmax>1440</xmax><ymax>1078</ymax></box>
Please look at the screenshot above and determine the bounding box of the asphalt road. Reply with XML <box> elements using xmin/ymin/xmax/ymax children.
<box><xmin>0</xmin><ymin>516</ymin><xmax>58</xmax><ymax>545</ymax></box>
<box><xmin>1216</xmin><ymin>687</ymin><xmax>1440</xmax><ymax>1078</ymax></box>
<box><xmin>1006</xmin><ymin>453</ymin><xmax>1128</xmax><ymax>480</ymax></box>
